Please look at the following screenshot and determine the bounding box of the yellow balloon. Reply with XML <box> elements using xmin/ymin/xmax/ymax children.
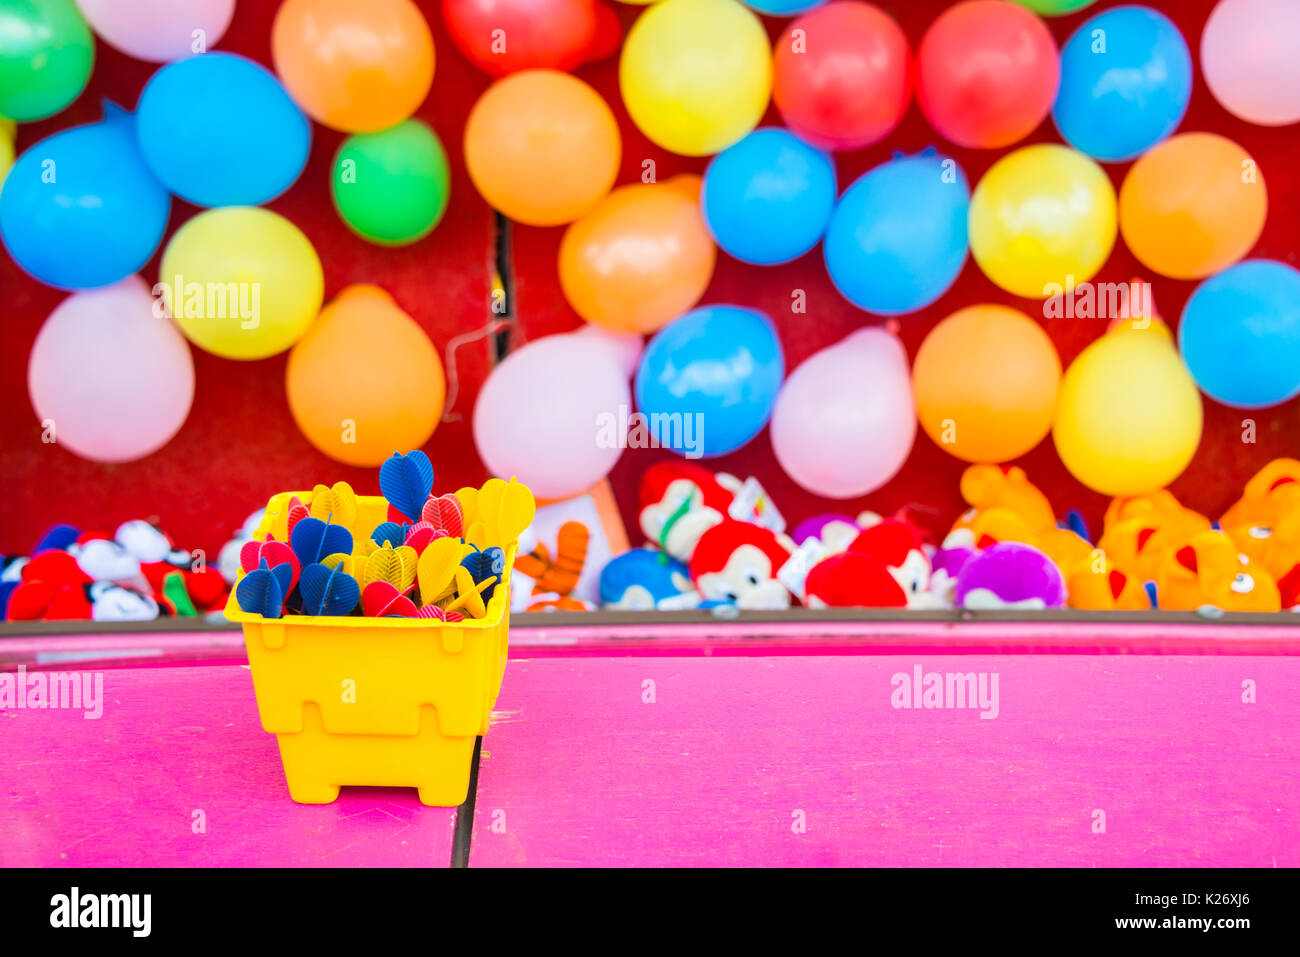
<box><xmin>620</xmin><ymin>0</ymin><xmax>771</xmax><ymax>156</ymax></box>
<box><xmin>160</xmin><ymin>207</ymin><xmax>324</xmax><ymax>360</ymax></box>
<box><xmin>1053</xmin><ymin>329</ymin><xmax>1202</xmax><ymax>497</ymax></box>
<box><xmin>0</xmin><ymin>133</ymin><xmax>12</xmax><ymax>184</ymax></box>
<box><xmin>969</xmin><ymin>144</ymin><xmax>1117</xmax><ymax>299</ymax></box>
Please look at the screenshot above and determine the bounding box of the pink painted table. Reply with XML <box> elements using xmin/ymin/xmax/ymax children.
<box><xmin>470</xmin><ymin>656</ymin><xmax>1300</xmax><ymax>867</ymax></box>
<box><xmin>0</xmin><ymin>665</ymin><xmax>457</xmax><ymax>867</ymax></box>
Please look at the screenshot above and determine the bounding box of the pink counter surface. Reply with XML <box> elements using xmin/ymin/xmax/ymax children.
<box><xmin>3</xmin><ymin>653</ymin><xmax>1298</xmax><ymax>867</ymax></box>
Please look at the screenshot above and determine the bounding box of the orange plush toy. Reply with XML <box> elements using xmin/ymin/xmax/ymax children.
<box><xmin>1219</xmin><ymin>460</ymin><xmax>1300</xmax><ymax>608</ymax></box>
<box><xmin>1066</xmin><ymin>551</ymin><xmax>1151</xmax><ymax>611</ymax></box>
<box><xmin>944</xmin><ymin>464</ymin><xmax>1056</xmax><ymax>549</ymax></box>
<box><xmin>1220</xmin><ymin>458</ymin><xmax>1300</xmax><ymax>530</ymax></box>
<box><xmin>1153</xmin><ymin>530</ymin><xmax>1281</xmax><ymax>612</ymax></box>
<box><xmin>1097</xmin><ymin>490</ymin><xmax>1211</xmax><ymax>585</ymax></box>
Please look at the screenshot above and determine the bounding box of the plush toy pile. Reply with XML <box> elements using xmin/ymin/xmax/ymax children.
<box><xmin>591</xmin><ymin>458</ymin><xmax>1300</xmax><ymax>614</ymax></box>
<box><xmin>0</xmin><ymin>520</ymin><xmax>229</xmax><ymax>623</ymax></box>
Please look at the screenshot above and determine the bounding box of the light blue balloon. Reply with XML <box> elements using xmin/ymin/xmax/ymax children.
<box><xmin>743</xmin><ymin>0</ymin><xmax>827</xmax><ymax>15</ymax></box>
<box><xmin>1179</xmin><ymin>260</ymin><xmax>1300</xmax><ymax>409</ymax></box>
<box><xmin>136</xmin><ymin>52</ymin><xmax>310</xmax><ymax>207</ymax></box>
<box><xmin>702</xmin><ymin>128</ymin><xmax>837</xmax><ymax>266</ymax></box>
<box><xmin>823</xmin><ymin>150</ymin><xmax>969</xmax><ymax>315</ymax></box>
<box><xmin>1053</xmin><ymin>6</ymin><xmax>1192</xmax><ymax>162</ymax></box>
<box><xmin>634</xmin><ymin>305</ymin><xmax>785</xmax><ymax>459</ymax></box>
<box><xmin>0</xmin><ymin>102</ymin><xmax>171</xmax><ymax>290</ymax></box>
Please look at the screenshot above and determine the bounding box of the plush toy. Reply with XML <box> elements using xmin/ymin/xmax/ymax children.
<box><xmin>600</xmin><ymin>547</ymin><xmax>696</xmax><ymax>610</ymax></box>
<box><xmin>689</xmin><ymin>520</ymin><xmax>794</xmax><ymax>610</ymax></box>
<box><xmin>514</xmin><ymin>520</ymin><xmax>589</xmax><ymax>598</ymax></box>
<box><xmin>955</xmin><ymin>542</ymin><xmax>1067</xmax><ymax>610</ymax></box>
<box><xmin>846</xmin><ymin>519</ymin><xmax>935</xmax><ymax>607</ymax></box>
<box><xmin>1220</xmin><ymin>458</ymin><xmax>1300</xmax><ymax>530</ymax></box>
<box><xmin>1100</xmin><ymin>489</ymin><xmax>1211</xmax><ymax>583</ymax></box>
<box><xmin>947</xmin><ymin>465</ymin><xmax>1057</xmax><ymax>541</ymax></box>
<box><xmin>1065</xmin><ymin>551</ymin><xmax>1151</xmax><ymax>610</ymax></box>
<box><xmin>928</xmin><ymin>546</ymin><xmax>975</xmax><ymax>608</ymax></box>
<box><xmin>1153</xmin><ymin>529</ymin><xmax>1281</xmax><ymax>612</ymax></box>
<box><xmin>638</xmin><ymin>462</ymin><xmax>740</xmax><ymax>563</ymax></box>
<box><xmin>804</xmin><ymin>551</ymin><xmax>907</xmax><ymax>608</ymax></box>
<box><xmin>791</xmin><ymin>513</ymin><xmax>863</xmax><ymax>555</ymax></box>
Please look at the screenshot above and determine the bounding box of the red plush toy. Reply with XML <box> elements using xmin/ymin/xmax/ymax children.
<box><xmin>804</xmin><ymin>551</ymin><xmax>908</xmax><ymax>609</ymax></box>
<box><xmin>847</xmin><ymin>518</ymin><xmax>933</xmax><ymax>606</ymax></box>
<box><xmin>689</xmin><ymin>519</ymin><xmax>794</xmax><ymax>609</ymax></box>
<box><xmin>638</xmin><ymin>462</ymin><xmax>740</xmax><ymax>564</ymax></box>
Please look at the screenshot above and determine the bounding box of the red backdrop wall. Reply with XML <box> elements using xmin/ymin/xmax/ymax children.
<box><xmin>1</xmin><ymin>0</ymin><xmax>1297</xmax><ymax>559</ymax></box>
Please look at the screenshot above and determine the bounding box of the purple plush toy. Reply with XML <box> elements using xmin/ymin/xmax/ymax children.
<box><xmin>791</xmin><ymin>514</ymin><xmax>863</xmax><ymax>554</ymax></box>
<box><xmin>954</xmin><ymin>542</ymin><xmax>1067</xmax><ymax>610</ymax></box>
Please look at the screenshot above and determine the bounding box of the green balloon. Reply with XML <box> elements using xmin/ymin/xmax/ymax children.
<box><xmin>0</xmin><ymin>0</ymin><xmax>94</xmax><ymax>122</ymax></box>
<box><xmin>332</xmin><ymin>120</ymin><xmax>451</xmax><ymax>246</ymax></box>
<box><xmin>1012</xmin><ymin>0</ymin><xmax>1098</xmax><ymax>14</ymax></box>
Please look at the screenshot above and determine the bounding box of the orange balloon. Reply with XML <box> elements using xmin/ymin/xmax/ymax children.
<box><xmin>913</xmin><ymin>305</ymin><xmax>1062</xmax><ymax>464</ymax></box>
<box><xmin>558</xmin><ymin>175</ymin><xmax>716</xmax><ymax>334</ymax></box>
<box><xmin>1119</xmin><ymin>132</ymin><xmax>1267</xmax><ymax>280</ymax></box>
<box><xmin>464</xmin><ymin>69</ymin><xmax>620</xmax><ymax>226</ymax></box>
<box><xmin>272</xmin><ymin>0</ymin><xmax>434</xmax><ymax>133</ymax></box>
<box><xmin>286</xmin><ymin>285</ymin><xmax>445</xmax><ymax>466</ymax></box>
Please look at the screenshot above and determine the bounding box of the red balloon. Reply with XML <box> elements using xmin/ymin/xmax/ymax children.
<box><xmin>916</xmin><ymin>0</ymin><xmax>1059</xmax><ymax>150</ymax></box>
<box><xmin>773</xmin><ymin>2</ymin><xmax>911</xmax><ymax>151</ymax></box>
<box><xmin>441</xmin><ymin>0</ymin><xmax>621</xmax><ymax>78</ymax></box>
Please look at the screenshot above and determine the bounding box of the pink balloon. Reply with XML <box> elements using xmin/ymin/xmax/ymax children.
<box><xmin>76</xmin><ymin>0</ymin><xmax>236</xmax><ymax>62</ymax></box>
<box><xmin>571</xmin><ymin>324</ymin><xmax>643</xmax><ymax>378</ymax></box>
<box><xmin>1202</xmin><ymin>0</ymin><xmax>1300</xmax><ymax>126</ymax></box>
<box><xmin>770</xmin><ymin>327</ymin><xmax>916</xmax><ymax>498</ymax></box>
<box><xmin>473</xmin><ymin>333</ymin><xmax>630</xmax><ymax>500</ymax></box>
<box><xmin>28</xmin><ymin>276</ymin><xmax>195</xmax><ymax>463</ymax></box>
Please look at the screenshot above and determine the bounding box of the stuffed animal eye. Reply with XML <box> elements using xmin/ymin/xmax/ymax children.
<box><xmin>1230</xmin><ymin>572</ymin><xmax>1255</xmax><ymax>594</ymax></box>
<box><xmin>746</xmin><ymin>573</ymin><xmax>760</xmax><ymax>586</ymax></box>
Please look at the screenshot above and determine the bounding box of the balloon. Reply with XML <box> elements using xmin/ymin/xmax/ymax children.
<box><xmin>824</xmin><ymin>150</ymin><xmax>969</xmax><ymax>315</ymax></box>
<box><xmin>917</xmin><ymin>0</ymin><xmax>1059</xmax><ymax>150</ymax></box>
<box><xmin>159</xmin><ymin>207</ymin><xmax>324</xmax><ymax>361</ymax></box>
<box><xmin>28</xmin><ymin>276</ymin><xmax>194</xmax><ymax>463</ymax></box>
<box><xmin>1202</xmin><ymin>0</ymin><xmax>1300</xmax><ymax>126</ymax></box>
<box><xmin>75</xmin><ymin>0</ymin><xmax>234</xmax><ymax>62</ymax></box>
<box><xmin>442</xmin><ymin>0</ymin><xmax>621</xmax><ymax>77</ymax></box>
<box><xmin>572</xmin><ymin>324</ymin><xmax>644</xmax><ymax>378</ymax></box>
<box><xmin>620</xmin><ymin>0</ymin><xmax>771</xmax><ymax>156</ymax></box>
<box><xmin>745</xmin><ymin>0</ymin><xmax>824</xmax><ymax>12</ymax></box>
<box><xmin>772</xmin><ymin>2</ymin><xmax>910</xmax><ymax>151</ymax></box>
<box><xmin>465</xmin><ymin>69</ymin><xmax>620</xmax><ymax>226</ymax></box>
<box><xmin>0</xmin><ymin>133</ymin><xmax>12</xmax><ymax>183</ymax></box>
<box><xmin>136</xmin><ymin>53</ymin><xmax>311</xmax><ymax>207</ymax></box>
<box><xmin>271</xmin><ymin>0</ymin><xmax>434</xmax><ymax>133</ymax></box>
<box><xmin>0</xmin><ymin>104</ymin><xmax>171</xmax><ymax>290</ymax></box>
<box><xmin>559</xmin><ymin>175</ymin><xmax>714</xmax><ymax>334</ymax></box>
<box><xmin>0</xmin><ymin>0</ymin><xmax>93</xmax><ymax>122</ymax></box>
<box><xmin>1179</xmin><ymin>260</ymin><xmax>1300</xmax><ymax>409</ymax></box>
<box><xmin>1053</xmin><ymin>329</ymin><xmax>1202</xmax><ymax>496</ymax></box>
<box><xmin>1012</xmin><ymin>0</ymin><xmax>1096</xmax><ymax>13</ymax></box>
<box><xmin>1119</xmin><ymin>133</ymin><xmax>1267</xmax><ymax>281</ymax></box>
<box><xmin>634</xmin><ymin>305</ymin><xmax>784</xmax><ymax>458</ymax></box>
<box><xmin>913</xmin><ymin>305</ymin><xmax>1061</xmax><ymax>464</ymax></box>
<box><xmin>969</xmin><ymin>144</ymin><xmax>1116</xmax><ymax>299</ymax></box>
<box><xmin>770</xmin><ymin>328</ymin><xmax>915</xmax><ymax>498</ymax></box>
<box><xmin>287</xmin><ymin>285</ymin><xmax>445</xmax><ymax>466</ymax></box>
<box><xmin>1053</xmin><ymin>6</ymin><xmax>1192</xmax><ymax>162</ymax></box>
<box><xmin>332</xmin><ymin>120</ymin><xmax>450</xmax><ymax>246</ymax></box>
<box><xmin>474</xmin><ymin>333</ymin><xmax>631</xmax><ymax>500</ymax></box>
<box><xmin>702</xmin><ymin>129</ymin><xmax>835</xmax><ymax>266</ymax></box>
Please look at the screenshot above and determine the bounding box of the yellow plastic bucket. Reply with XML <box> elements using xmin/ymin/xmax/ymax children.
<box><xmin>225</xmin><ymin>492</ymin><xmax>514</xmax><ymax>806</ymax></box>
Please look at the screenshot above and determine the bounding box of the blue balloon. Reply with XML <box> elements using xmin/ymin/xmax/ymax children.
<box><xmin>823</xmin><ymin>150</ymin><xmax>969</xmax><ymax>315</ymax></box>
<box><xmin>743</xmin><ymin>0</ymin><xmax>826</xmax><ymax>14</ymax></box>
<box><xmin>1053</xmin><ymin>6</ymin><xmax>1192</xmax><ymax>162</ymax></box>
<box><xmin>1179</xmin><ymin>260</ymin><xmax>1300</xmax><ymax>409</ymax></box>
<box><xmin>0</xmin><ymin>103</ymin><xmax>170</xmax><ymax>290</ymax></box>
<box><xmin>702</xmin><ymin>128</ymin><xmax>837</xmax><ymax>266</ymax></box>
<box><xmin>136</xmin><ymin>52</ymin><xmax>310</xmax><ymax>207</ymax></box>
<box><xmin>635</xmin><ymin>305</ymin><xmax>785</xmax><ymax>459</ymax></box>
